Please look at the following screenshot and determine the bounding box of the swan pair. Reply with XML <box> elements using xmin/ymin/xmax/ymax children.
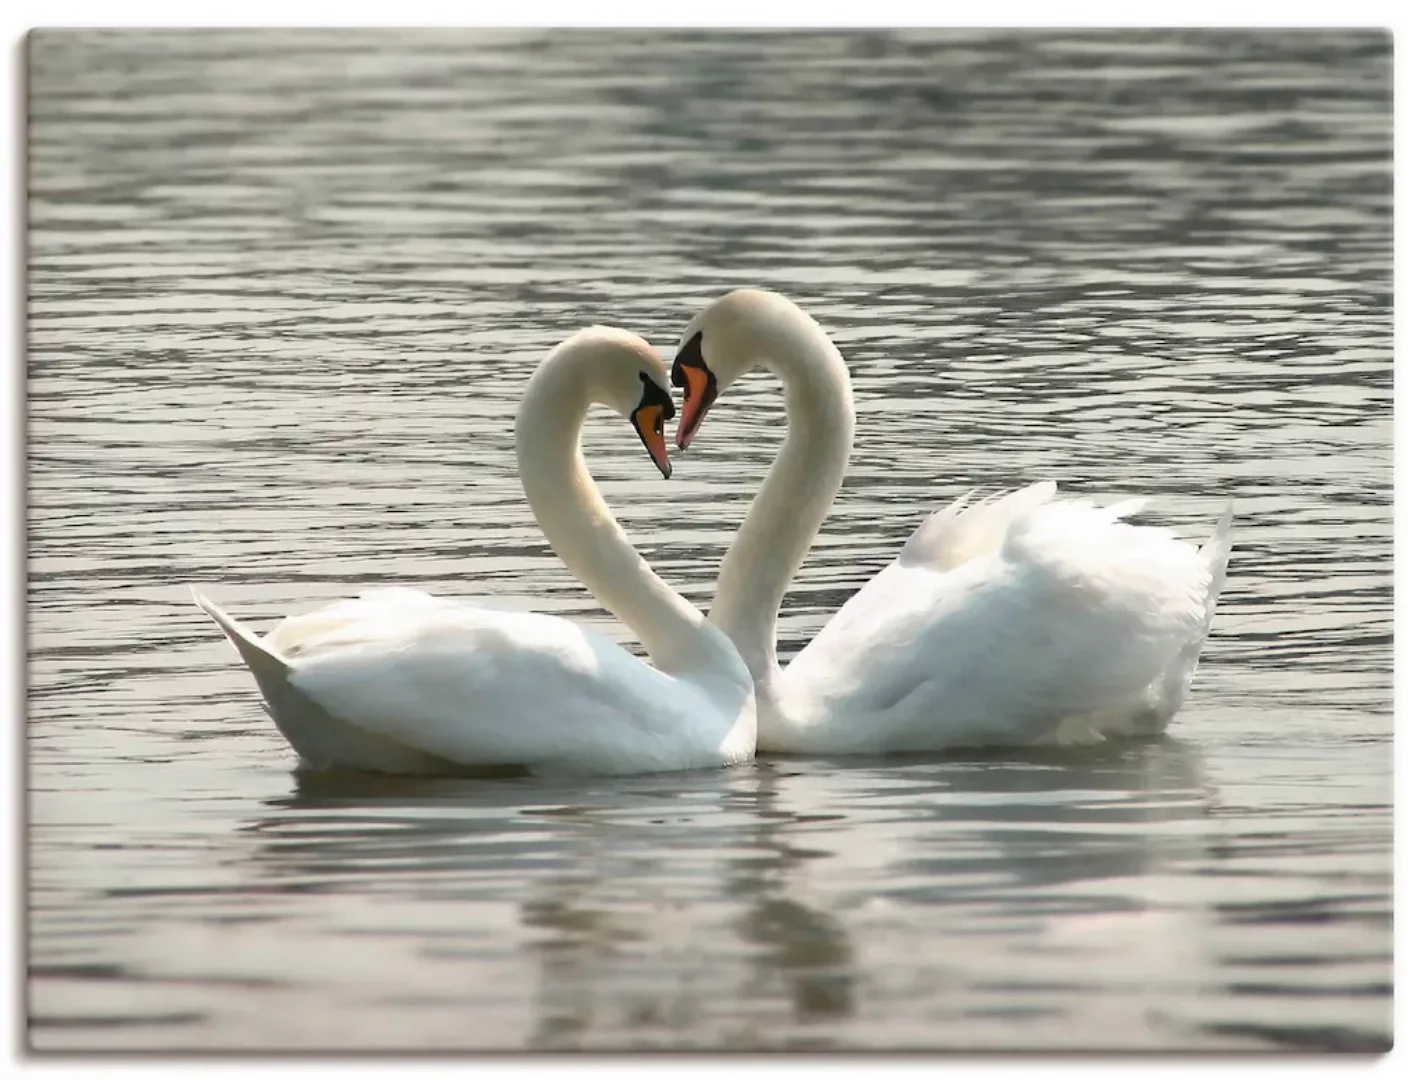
<box><xmin>194</xmin><ymin>289</ymin><xmax>1232</xmax><ymax>776</ymax></box>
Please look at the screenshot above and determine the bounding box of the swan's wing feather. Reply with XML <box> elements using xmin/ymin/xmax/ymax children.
<box><xmin>898</xmin><ymin>481</ymin><xmax>1057</xmax><ymax>570</ymax></box>
<box><xmin>808</xmin><ymin>481</ymin><xmax>1059</xmax><ymax>652</ymax></box>
<box><xmin>286</xmin><ymin>604</ymin><xmax>723</xmax><ymax>775</ymax></box>
<box><xmin>265</xmin><ymin>587</ymin><xmax>480</xmax><ymax>657</ymax></box>
<box><xmin>785</xmin><ymin>498</ymin><xmax>1215</xmax><ymax>751</ymax></box>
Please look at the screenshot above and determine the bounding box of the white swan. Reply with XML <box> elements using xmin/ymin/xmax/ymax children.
<box><xmin>192</xmin><ymin>326</ymin><xmax>755</xmax><ymax>777</ymax></box>
<box><xmin>669</xmin><ymin>288</ymin><xmax>1232</xmax><ymax>754</ymax></box>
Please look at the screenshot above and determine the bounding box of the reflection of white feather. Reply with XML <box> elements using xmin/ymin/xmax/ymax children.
<box><xmin>750</xmin><ymin>740</ymin><xmax>1213</xmax><ymax>1049</ymax></box>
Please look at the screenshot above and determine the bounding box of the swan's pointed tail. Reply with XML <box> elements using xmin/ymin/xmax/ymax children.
<box><xmin>191</xmin><ymin>586</ymin><xmax>292</xmax><ymax>701</ymax></box>
<box><xmin>191</xmin><ymin>587</ymin><xmax>451</xmax><ymax>775</ymax></box>
<box><xmin>1199</xmin><ymin>501</ymin><xmax>1235</xmax><ymax>630</ymax></box>
<box><xmin>1124</xmin><ymin>501</ymin><xmax>1234</xmax><ymax>738</ymax></box>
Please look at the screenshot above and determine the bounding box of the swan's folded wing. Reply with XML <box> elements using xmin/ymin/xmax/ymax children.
<box><xmin>284</xmin><ymin>605</ymin><xmax>719</xmax><ymax>774</ymax></box>
<box><xmin>897</xmin><ymin>481</ymin><xmax>1058</xmax><ymax>571</ymax></box>
<box><xmin>799</xmin><ymin>482</ymin><xmax>1062</xmax><ymax>669</ymax></box>
<box><xmin>788</xmin><ymin>498</ymin><xmax>1214</xmax><ymax>750</ymax></box>
<box><xmin>265</xmin><ymin>587</ymin><xmax>460</xmax><ymax>657</ymax></box>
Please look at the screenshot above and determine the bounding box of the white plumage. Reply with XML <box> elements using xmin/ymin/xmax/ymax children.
<box><xmin>193</xmin><ymin>328</ymin><xmax>755</xmax><ymax>777</ymax></box>
<box><xmin>670</xmin><ymin>289</ymin><xmax>1232</xmax><ymax>755</ymax></box>
<box><xmin>778</xmin><ymin>485</ymin><xmax>1232</xmax><ymax>752</ymax></box>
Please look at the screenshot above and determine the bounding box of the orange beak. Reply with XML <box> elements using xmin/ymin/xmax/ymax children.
<box><xmin>632</xmin><ymin>403</ymin><xmax>672</xmax><ymax>479</ymax></box>
<box><xmin>675</xmin><ymin>363</ymin><xmax>718</xmax><ymax>451</ymax></box>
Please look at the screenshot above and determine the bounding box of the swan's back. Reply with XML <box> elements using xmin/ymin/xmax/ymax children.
<box><xmin>288</xmin><ymin>602</ymin><xmax>749</xmax><ymax>775</ymax></box>
<box><xmin>202</xmin><ymin>588</ymin><xmax>755</xmax><ymax>776</ymax></box>
<box><xmin>778</xmin><ymin>492</ymin><xmax>1230</xmax><ymax>752</ymax></box>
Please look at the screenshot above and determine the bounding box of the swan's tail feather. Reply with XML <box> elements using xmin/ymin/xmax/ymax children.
<box><xmin>1114</xmin><ymin>501</ymin><xmax>1235</xmax><ymax>738</ymax></box>
<box><xmin>191</xmin><ymin>587</ymin><xmax>450</xmax><ymax>775</ymax></box>
<box><xmin>1199</xmin><ymin>501</ymin><xmax>1234</xmax><ymax>628</ymax></box>
<box><xmin>191</xmin><ymin>586</ymin><xmax>291</xmax><ymax>698</ymax></box>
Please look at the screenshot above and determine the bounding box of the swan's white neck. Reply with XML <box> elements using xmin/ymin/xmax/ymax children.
<box><xmin>515</xmin><ymin>357</ymin><xmax>720</xmax><ymax>676</ymax></box>
<box><xmin>707</xmin><ymin>300</ymin><xmax>855</xmax><ymax>685</ymax></box>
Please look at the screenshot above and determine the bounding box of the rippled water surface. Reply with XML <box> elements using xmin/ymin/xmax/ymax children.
<box><xmin>26</xmin><ymin>29</ymin><xmax>1392</xmax><ymax>1052</ymax></box>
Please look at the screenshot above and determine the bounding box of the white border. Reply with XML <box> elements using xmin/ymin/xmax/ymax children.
<box><xmin>5</xmin><ymin>4</ymin><xmax>1407</xmax><ymax>1076</ymax></box>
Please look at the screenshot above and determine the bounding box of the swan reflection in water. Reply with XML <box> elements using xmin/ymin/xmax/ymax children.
<box><xmin>237</xmin><ymin>737</ymin><xmax>1212</xmax><ymax>1050</ymax></box>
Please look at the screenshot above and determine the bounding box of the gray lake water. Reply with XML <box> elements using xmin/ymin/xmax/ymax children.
<box><xmin>26</xmin><ymin>29</ymin><xmax>1392</xmax><ymax>1052</ymax></box>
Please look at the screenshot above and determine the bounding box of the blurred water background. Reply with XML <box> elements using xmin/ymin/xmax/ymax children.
<box><xmin>26</xmin><ymin>28</ymin><xmax>1391</xmax><ymax>1051</ymax></box>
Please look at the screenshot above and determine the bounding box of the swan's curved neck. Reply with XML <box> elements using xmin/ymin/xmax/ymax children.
<box><xmin>708</xmin><ymin>305</ymin><xmax>854</xmax><ymax>682</ymax></box>
<box><xmin>515</xmin><ymin>362</ymin><xmax>713</xmax><ymax>675</ymax></box>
